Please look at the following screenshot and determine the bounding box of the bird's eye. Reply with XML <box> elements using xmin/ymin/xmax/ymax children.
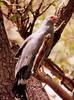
<box><xmin>51</xmin><ymin>16</ymin><xmax>54</xmax><ymax>19</ymax></box>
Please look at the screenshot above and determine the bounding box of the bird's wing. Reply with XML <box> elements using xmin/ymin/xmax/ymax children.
<box><xmin>15</xmin><ymin>35</ymin><xmax>32</xmax><ymax>58</ymax></box>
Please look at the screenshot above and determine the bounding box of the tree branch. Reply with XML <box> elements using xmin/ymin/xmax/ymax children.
<box><xmin>43</xmin><ymin>59</ymin><xmax>74</xmax><ymax>92</ymax></box>
<box><xmin>39</xmin><ymin>0</ymin><xmax>55</xmax><ymax>16</ymax></box>
<box><xmin>34</xmin><ymin>70</ymin><xmax>73</xmax><ymax>100</ymax></box>
<box><xmin>26</xmin><ymin>76</ymin><xmax>50</xmax><ymax>100</ymax></box>
<box><xmin>52</xmin><ymin>0</ymin><xmax>74</xmax><ymax>47</ymax></box>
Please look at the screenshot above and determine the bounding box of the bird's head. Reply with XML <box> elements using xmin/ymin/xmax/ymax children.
<box><xmin>49</xmin><ymin>15</ymin><xmax>57</xmax><ymax>24</ymax></box>
<box><xmin>40</xmin><ymin>15</ymin><xmax>58</xmax><ymax>31</ymax></box>
<box><xmin>43</xmin><ymin>15</ymin><xmax>57</xmax><ymax>26</ymax></box>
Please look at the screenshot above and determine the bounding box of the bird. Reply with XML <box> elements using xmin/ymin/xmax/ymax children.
<box><xmin>12</xmin><ymin>15</ymin><xmax>57</xmax><ymax>99</ymax></box>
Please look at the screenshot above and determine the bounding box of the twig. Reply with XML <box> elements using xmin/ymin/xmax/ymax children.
<box><xmin>33</xmin><ymin>0</ymin><xmax>44</xmax><ymax>17</ymax></box>
<box><xmin>1</xmin><ymin>0</ymin><xmax>11</xmax><ymax>6</ymax></box>
<box><xmin>39</xmin><ymin>0</ymin><xmax>55</xmax><ymax>16</ymax></box>
<box><xmin>29</xmin><ymin>0</ymin><xmax>44</xmax><ymax>34</ymax></box>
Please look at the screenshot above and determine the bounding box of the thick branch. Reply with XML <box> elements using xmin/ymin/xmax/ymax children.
<box><xmin>34</xmin><ymin>70</ymin><xmax>73</xmax><ymax>100</ymax></box>
<box><xmin>53</xmin><ymin>0</ymin><xmax>74</xmax><ymax>47</ymax></box>
<box><xmin>26</xmin><ymin>76</ymin><xmax>50</xmax><ymax>100</ymax></box>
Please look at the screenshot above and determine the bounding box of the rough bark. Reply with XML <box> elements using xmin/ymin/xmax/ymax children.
<box><xmin>34</xmin><ymin>70</ymin><xmax>73</xmax><ymax>100</ymax></box>
<box><xmin>0</xmin><ymin>8</ymin><xmax>17</xmax><ymax>100</ymax></box>
<box><xmin>53</xmin><ymin>0</ymin><xmax>74</xmax><ymax>47</ymax></box>
<box><xmin>26</xmin><ymin>76</ymin><xmax>50</xmax><ymax>100</ymax></box>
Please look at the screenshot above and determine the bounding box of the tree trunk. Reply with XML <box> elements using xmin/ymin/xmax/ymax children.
<box><xmin>53</xmin><ymin>0</ymin><xmax>74</xmax><ymax>47</ymax></box>
<box><xmin>0</xmin><ymin>8</ymin><xmax>17</xmax><ymax>100</ymax></box>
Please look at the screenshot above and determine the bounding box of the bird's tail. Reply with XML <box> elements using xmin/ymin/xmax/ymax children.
<box><xmin>12</xmin><ymin>65</ymin><xmax>31</xmax><ymax>100</ymax></box>
<box><xmin>12</xmin><ymin>80</ymin><xmax>27</xmax><ymax>100</ymax></box>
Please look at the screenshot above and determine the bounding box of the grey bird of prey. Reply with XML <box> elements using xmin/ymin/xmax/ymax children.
<box><xmin>12</xmin><ymin>15</ymin><xmax>57</xmax><ymax>99</ymax></box>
